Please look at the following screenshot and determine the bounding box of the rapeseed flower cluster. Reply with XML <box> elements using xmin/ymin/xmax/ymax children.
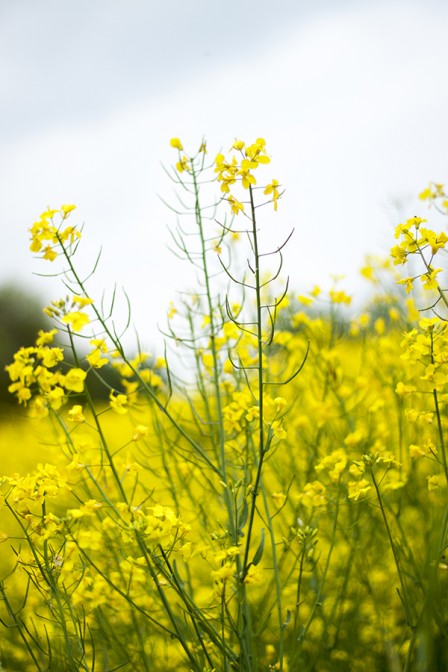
<box><xmin>213</xmin><ymin>138</ymin><xmax>281</xmax><ymax>213</ymax></box>
<box><xmin>6</xmin><ymin>328</ymin><xmax>86</xmax><ymax>416</ymax></box>
<box><xmin>29</xmin><ymin>204</ymin><xmax>78</xmax><ymax>261</ymax></box>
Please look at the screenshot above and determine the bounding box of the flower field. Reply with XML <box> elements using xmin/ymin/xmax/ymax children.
<box><xmin>1</xmin><ymin>140</ymin><xmax>447</xmax><ymax>671</ymax></box>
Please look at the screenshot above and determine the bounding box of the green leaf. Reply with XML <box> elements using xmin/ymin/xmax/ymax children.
<box><xmin>252</xmin><ymin>528</ymin><xmax>265</xmax><ymax>566</ymax></box>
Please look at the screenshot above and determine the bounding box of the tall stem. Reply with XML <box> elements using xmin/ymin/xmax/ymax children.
<box><xmin>242</xmin><ymin>184</ymin><xmax>266</xmax><ymax>577</ymax></box>
<box><xmin>371</xmin><ymin>469</ymin><xmax>414</xmax><ymax>627</ymax></box>
<box><xmin>191</xmin><ymin>162</ymin><xmax>236</xmax><ymax>541</ymax></box>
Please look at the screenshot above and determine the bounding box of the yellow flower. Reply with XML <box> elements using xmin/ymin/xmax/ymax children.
<box><xmin>271</xmin><ymin>420</ymin><xmax>287</xmax><ymax>439</ymax></box>
<box><xmin>272</xmin><ymin>492</ymin><xmax>286</xmax><ymax>507</ymax></box>
<box><xmin>67</xmin><ymin>404</ymin><xmax>85</xmax><ymax>423</ymax></box>
<box><xmin>8</xmin><ymin>383</ymin><xmax>32</xmax><ymax>404</ymax></box>
<box><xmin>409</xmin><ymin>440</ymin><xmax>436</xmax><ymax>458</ymax></box>
<box><xmin>245</xmin><ymin>405</ymin><xmax>260</xmax><ymax>422</ymax></box>
<box><xmin>202</xmin><ymin>353</ymin><xmax>214</xmax><ymax>371</ymax></box>
<box><xmin>231</xmin><ymin>139</ymin><xmax>245</xmax><ymax>151</ymax></box>
<box><xmin>299</xmin><ymin>481</ymin><xmax>327</xmax><ymax>509</ymax></box>
<box><xmin>214</xmin><ymin>546</ymin><xmax>240</xmax><ymax>563</ymax></box>
<box><xmin>390</xmin><ymin>243</ymin><xmax>408</xmax><ymax>265</ymax></box>
<box><xmin>59</xmin><ymin>225</ymin><xmax>81</xmax><ymax>244</ymax></box>
<box><xmin>211</xmin><ymin>564</ymin><xmax>234</xmax><ymax>582</ymax></box>
<box><xmin>73</xmin><ymin>296</ymin><xmax>94</xmax><ymax>308</ymax></box>
<box><xmin>178</xmin><ymin>542</ymin><xmax>193</xmax><ymax>561</ymax></box>
<box><xmin>132</xmin><ymin>424</ymin><xmax>149</xmax><ymax>441</ymax></box>
<box><xmin>47</xmin><ymin>386</ymin><xmax>65</xmax><ymax>410</ymax></box>
<box><xmin>419</xmin><ymin>186</ymin><xmax>435</xmax><ymax>200</ymax></box>
<box><xmin>348</xmin><ymin>479</ymin><xmax>371</xmax><ymax>501</ymax></box>
<box><xmin>42</xmin><ymin>246</ymin><xmax>58</xmax><ymax>261</ymax></box>
<box><xmin>67</xmin><ymin>453</ymin><xmax>86</xmax><ymax>470</ymax></box>
<box><xmin>344</xmin><ymin>428</ymin><xmax>367</xmax><ymax>447</ymax></box>
<box><xmin>273</xmin><ymin>396</ymin><xmax>287</xmax><ymax>412</ymax></box>
<box><xmin>61</xmin><ymin>204</ymin><xmax>76</xmax><ymax>215</ymax></box>
<box><xmin>62</xmin><ymin>311</ymin><xmax>90</xmax><ymax>332</ymax></box>
<box><xmin>86</xmin><ymin>339</ymin><xmax>108</xmax><ymax>368</ymax></box>
<box><xmin>329</xmin><ymin>290</ymin><xmax>352</xmax><ymax>305</ymax></box>
<box><xmin>30</xmin><ymin>237</ymin><xmax>43</xmax><ymax>253</ymax></box>
<box><xmin>86</xmin><ymin>347</ymin><xmax>108</xmax><ymax>368</ymax></box>
<box><xmin>264</xmin><ymin>179</ymin><xmax>280</xmax><ymax>210</ymax></box>
<box><xmin>397</xmin><ymin>276</ymin><xmax>414</xmax><ymax>294</ymax></box>
<box><xmin>36</xmin><ymin>329</ymin><xmax>58</xmax><ymax>346</ymax></box>
<box><xmin>63</xmin><ymin>368</ymin><xmax>87</xmax><ymax>393</ymax></box>
<box><xmin>238</xmin><ymin>165</ymin><xmax>257</xmax><ymax>190</ymax></box>
<box><xmin>244</xmin><ymin>564</ymin><xmax>261</xmax><ymax>584</ymax></box>
<box><xmin>420</xmin><ymin>228</ymin><xmax>448</xmax><ymax>255</ymax></box>
<box><xmin>360</xmin><ymin>265</ymin><xmax>376</xmax><ymax>281</ymax></box>
<box><xmin>227</xmin><ymin>195</ymin><xmax>245</xmax><ymax>215</ymax></box>
<box><xmin>176</xmin><ymin>156</ymin><xmax>190</xmax><ymax>173</ymax></box>
<box><xmin>374</xmin><ymin>317</ymin><xmax>385</xmax><ymax>335</ymax></box>
<box><xmin>315</xmin><ymin>448</ymin><xmax>347</xmax><ymax>482</ymax></box>
<box><xmin>39</xmin><ymin>347</ymin><xmax>64</xmax><ymax>368</ymax></box>
<box><xmin>421</xmin><ymin>267</ymin><xmax>442</xmax><ymax>291</ymax></box>
<box><xmin>170</xmin><ymin>137</ymin><xmax>183</xmax><ymax>150</ymax></box>
<box><xmin>110</xmin><ymin>391</ymin><xmax>128</xmax><ymax>414</ymax></box>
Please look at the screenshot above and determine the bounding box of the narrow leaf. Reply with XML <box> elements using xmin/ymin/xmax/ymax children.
<box><xmin>252</xmin><ymin>528</ymin><xmax>265</xmax><ymax>566</ymax></box>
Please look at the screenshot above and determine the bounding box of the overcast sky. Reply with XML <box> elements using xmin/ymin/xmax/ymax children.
<box><xmin>2</xmin><ymin>0</ymin><xmax>448</xmax><ymax>349</ymax></box>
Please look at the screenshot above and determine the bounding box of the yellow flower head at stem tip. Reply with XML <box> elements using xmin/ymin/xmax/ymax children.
<box><xmin>170</xmin><ymin>137</ymin><xmax>183</xmax><ymax>151</ymax></box>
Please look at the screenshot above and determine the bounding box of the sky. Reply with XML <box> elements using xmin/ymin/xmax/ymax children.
<box><xmin>1</xmin><ymin>0</ymin><xmax>448</xmax><ymax>351</ymax></box>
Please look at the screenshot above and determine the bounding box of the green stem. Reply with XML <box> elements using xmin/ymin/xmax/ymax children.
<box><xmin>371</xmin><ymin>468</ymin><xmax>414</xmax><ymax>627</ymax></box>
<box><xmin>242</xmin><ymin>184</ymin><xmax>266</xmax><ymax>578</ymax></box>
<box><xmin>260</xmin><ymin>475</ymin><xmax>285</xmax><ymax>670</ymax></box>
<box><xmin>432</xmin><ymin>388</ymin><xmax>448</xmax><ymax>486</ymax></box>
<box><xmin>235</xmin><ymin>183</ymin><xmax>267</xmax><ymax>671</ymax></box>
<box><xmin>191</xmin><ymin>161</ymin><xmax>236</xmax><ymax>541</ymax></box>
<box><xmin>66</xmin><ymin>326</ymin><xmax>129</xmax><ymax>505</ymax></box>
